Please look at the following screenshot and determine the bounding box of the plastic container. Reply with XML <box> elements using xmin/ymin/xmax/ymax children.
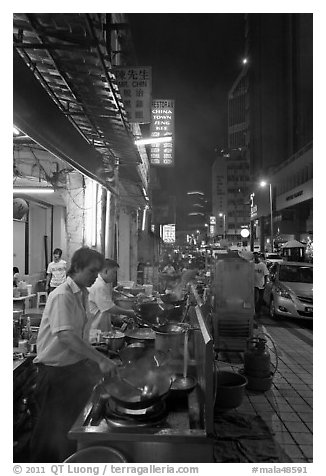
<box><xmin>215</xmin><ymin>370</ymin><xmax>247</xmax><ymax>409</ymax></box>
<box><xmin>64</xmin><ymin>446</ymin><xmax>128</xmax><ymax>463</ymax></box>
<box><xmin>26</xmin><ymin>284</ymin><xmax>33</xmax><ymax>295</ymax></box>
<box><xmin>143</xmin><ymin>284</ymin><xmax>153</xmax><ymax>296</ymax></box>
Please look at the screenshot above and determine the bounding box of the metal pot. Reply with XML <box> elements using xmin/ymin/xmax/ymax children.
<box><xmin>102</xmin><ymin>330</ymin><xmax>125</xmax><ymax>351</ymax></box>
<box><xmin>152</xmin><ymin>323</ymin><xmax>186</xmax><ymax>359</ymax></box>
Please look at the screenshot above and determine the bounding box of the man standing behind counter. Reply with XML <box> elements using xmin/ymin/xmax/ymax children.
<box><xmin>88</xmin><ymin>258</ymin><xmax>136</xmax><ymax>332</ymax></box>
<box><xmin>30</xmin><ymin>247</ymin><xmax>117</xmax><ymax>463</ymax></box>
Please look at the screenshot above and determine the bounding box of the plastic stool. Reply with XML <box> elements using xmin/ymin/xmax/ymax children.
<box><xmin>36</xmin><ymin>291</ymin><xmax>48</xmax><ymax>309</ymax></box>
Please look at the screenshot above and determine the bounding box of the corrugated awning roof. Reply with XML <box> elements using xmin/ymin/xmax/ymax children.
<box><xmin>13</xmin><ymin>13</ymin><xmax>143</xmax><ymax>188</ymax></box>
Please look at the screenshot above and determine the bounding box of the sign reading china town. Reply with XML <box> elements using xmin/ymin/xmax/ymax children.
<box><xmin>113</xmin><ymin>66</ymin><xmax>152</xmax><ymax>123</ymax></box>
<box><xmin>150</xmin><ymin>99</ymin><xmax>175</xmax><ymax>166</ymax></box>
<box><xmin>162</xmin><ymin>224</ymin><xmax>176</xmax><ymax>243</ymax></box>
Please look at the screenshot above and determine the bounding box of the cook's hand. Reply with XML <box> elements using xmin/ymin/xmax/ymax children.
<box><xmin>98</xmin><ymin>358</ymin><xmax>117</xmax><ymax>377</ymax></box>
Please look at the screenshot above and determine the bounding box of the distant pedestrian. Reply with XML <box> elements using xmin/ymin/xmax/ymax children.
<box><xmin>13</xmin><ymin>266</ymin><xmax>20</xmax><ymax>287</ymax></box>
<box><xmin>162</xmin><ymin>262</ymin><xmax>176</xmax><ymax>276</ymax></box>
<box><xmin>253</xmin><ymin>252</ymin><xmax>269</xmax><ymax>317</ymax></box>
<box><xmin>46</xmin><ymin>248</ymin><xmax>67</xmax><ymax>293</ymax></box>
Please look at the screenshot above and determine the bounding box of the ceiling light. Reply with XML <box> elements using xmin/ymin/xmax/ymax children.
<box><xmin>135</xmin><ymin>136</ymin><xmax>172</xmax><ymax>146</ymax></box>
<box><xmin>13</xmin><ymin>188</ymin><xmax>55</xmax><ymax>194</ymax></box>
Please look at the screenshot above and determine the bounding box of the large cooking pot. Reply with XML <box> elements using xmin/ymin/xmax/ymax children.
<box><xmin>152</xmin><ymin>323</ymin><xmax>186</xmax><ymax>359</ymax></box>
<box><xmin>103</xmin><ymin>368</ymin><xmax>172</xmax><ymax>409</ymax></box>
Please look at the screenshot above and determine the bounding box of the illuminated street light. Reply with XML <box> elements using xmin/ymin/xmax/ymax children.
<box><xmin>13</xmin><ymin>126</ymin><xmax>20</xmax><ymax>135</ymax></box>
<box><xmin>219</xmin><ymin>212</ymin><xmax>226</xmax><ymax>239</ymax></box>
<box><xmin>260</xmin><ymin>180</ymin><xmax>273</xmax><ymax>251</ymax></box>
<box><xmin>242</xmin><ymin>58</ymin><xmax>248</xmax><ymax>65</ymax></box>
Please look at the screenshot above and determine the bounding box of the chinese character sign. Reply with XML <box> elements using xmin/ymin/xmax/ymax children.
<box><xmin>162</xmin><ymin>224</ymin><xmax>176</xmax><ymax>243</ymax></box>
<box><xmin>150</xmin><ymin>99</ymin><xmax>175</xmax><ymax>166</ymax></box>
<box><xmin>113</xmin><ymin>67</ymin><xmax>152</xmax><ymax>123</ymax></box>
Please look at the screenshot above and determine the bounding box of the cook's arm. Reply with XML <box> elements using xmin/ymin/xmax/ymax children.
<box><xmin>57</xmin><ymin>329</ymin><xmax>116</xmax><ymax>375</ymax></box>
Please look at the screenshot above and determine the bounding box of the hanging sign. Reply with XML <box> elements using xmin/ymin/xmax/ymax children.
<box><xmin>113</xmin><ymin>66</ymin><xmax>152</xmax><ymax>123</ymax></box>
<box><xmin>149</xmin><ymin>99</ymin><xmax>175</xmax><ymax>166</ymax></box>
<box><xmin>162</xmin><ymin>224</ymin><xmax>176</xmax><ymax>243</ymax></box>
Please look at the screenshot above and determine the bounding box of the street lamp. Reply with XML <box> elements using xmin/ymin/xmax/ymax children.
<box><xmin>219</xmin><ymin>213</ymin><xmax>226</xmax><ymax>240</ymax></box>
<box><xmin>260</xmin><ymin>181</ymin><xmax>273</xmax><ymax>252</ymax></box>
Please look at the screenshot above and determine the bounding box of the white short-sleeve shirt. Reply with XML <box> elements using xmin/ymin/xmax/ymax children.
<box><xmin>254</xmin><ymin>261</ymin><xmax>269</xmax><ymax>289</ymax></box>
<box><xmin>34</xmin><ymin>276</ymin><xmax>92</xmax><ymax>366</ymax></box>
<box><xmin>88</xmin><ymin>275</ymin><xmax>115</xmax><ymax>331</ymax></box>
<box><xmin>47</xmin><ymin>259</ymin><xmax>67</xmax><ymax>287</ymax></box>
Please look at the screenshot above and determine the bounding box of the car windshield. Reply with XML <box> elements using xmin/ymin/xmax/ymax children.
<box><xmin>279</xmin><ymin>265</ymin><xmax>313</xmax><ymax>283</ymax></box>
<box><xmin>267</xmin><ymin>254</ymin><xmax>281</xmax><ymax>259</ymax></box>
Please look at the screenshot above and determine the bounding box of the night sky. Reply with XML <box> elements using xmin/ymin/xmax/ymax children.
<box><xmin>128</xmin><ymin>13</ymin><xmax>245</xmax><ymax>227</ymax></box>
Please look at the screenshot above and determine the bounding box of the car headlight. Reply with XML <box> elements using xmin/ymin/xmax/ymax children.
<box><xmin>275</xmin><ymin>286</ymin><xmax>292</xmax><ymax>300</ymax></box>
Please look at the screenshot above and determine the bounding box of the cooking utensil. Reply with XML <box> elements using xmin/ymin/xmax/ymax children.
<box><xmin>170</xmin><ymin>375</ymin><xmax>197</xmax><ymax>392</ymax></box>
<box><xmin>124</xmin><ymin>327</ymin><xmax>156</xmax><ymax>343</ymax></box>
<box><xmin>104</xmin><ymin>369</ymin><xmax>172</xmax><ymax>409</ymax></box>
<box><xmin>119</xmin><ymin>344</ymin><xmax>168</xmax><ymax>368</ymax></box>
<box><xmin>152</xmin><ymin>323</ymin><xmax>186</xmax><ymax>359</ymax></box>
<box><xmin>170</xmin><ymin>329</ymin><xmax>197</xmax><ymax>393</ymax></box>
<box><xmin>118</xmin><ymin>374</ymin><xmax>155</xmax><ymax>399</ymax></box>
<box><xmin>101</xmin><ymin>330</ymin><xmax>125</xmax><ymax>351</ymax></box>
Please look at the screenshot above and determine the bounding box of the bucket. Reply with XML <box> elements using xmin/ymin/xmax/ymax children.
<box><xmin>215</xmin><ymin>370</ymin><xmax>247</xmax><ymax>410</ymax></box>
<box><xmin>64</xmin><ymin>446</ymin><xmax>128</xmax><ymax>463</ymax></box>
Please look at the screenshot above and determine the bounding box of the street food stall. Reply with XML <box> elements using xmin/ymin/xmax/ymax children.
<box><xmin>68</xmin><ymin>301</ymin><xmax>215</xmax><ymax>462</ymax></box>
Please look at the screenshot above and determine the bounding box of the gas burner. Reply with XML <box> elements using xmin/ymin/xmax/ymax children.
<box><xmin>104</xmin><ymin>398</ymin><xmax>168</xmax><ymax>428</ymax></box>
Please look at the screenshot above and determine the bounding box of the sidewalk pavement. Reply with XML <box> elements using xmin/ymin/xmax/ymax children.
<box><xmin>215</xmin><ymin>317</ymin><xmax>313</xmax><ymax>463</ymax></box>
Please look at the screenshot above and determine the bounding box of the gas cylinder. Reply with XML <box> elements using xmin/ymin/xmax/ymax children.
<box><xmin>244</xmin><ymin>337</ymin><xmax>271</xmax><ymax>378</ymax></box>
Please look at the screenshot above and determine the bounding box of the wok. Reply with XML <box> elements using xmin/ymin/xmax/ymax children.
<box><xmin>135</xmin><ymin>301</ymin><xmax>183</xmax><ymax>327</ymax></box>
<box><xmin>119</xmin><ymin>344</ymin><xmax>168</xmax><ymax>367</ymax></box>
<box><xmin>159</xmin><ymin>294</ymin><xmax>187</xmax><ymax>306</ymax></box>
<box><xmin>103</xmin><ymin>368</ymin><xmax>172</xmax><ymax>409</ymax></box>
<box><xmin>124</xmin><ymin>327</ymin><xmax>156</xmax><ymax>343</ymax></box>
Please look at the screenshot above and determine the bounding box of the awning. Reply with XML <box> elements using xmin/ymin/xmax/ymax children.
<box><xmin>13</xmin><ymin>13</ymin><xmax>144</xmax><ymax>195</ymax></box>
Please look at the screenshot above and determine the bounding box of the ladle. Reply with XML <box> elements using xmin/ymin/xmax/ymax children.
<box><xmin>171</xmin><ymin>328</ymin><xmax>197</xmax><ymax>392</ymax></box>
<box><xmin>117</xmin><ymin>371</ymin><xmax>156</xmax><ymax>399</ymax></box>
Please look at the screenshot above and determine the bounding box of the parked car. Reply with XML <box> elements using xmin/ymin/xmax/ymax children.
<box><xmin>263</xmin><ymin>252</ymin><xmax>284</xmax><ymax>269</ymax></box>
<box><xmin>264</xmin><ymin>262</ymin><xmax>313</xmax><ymax>320</ymax></box>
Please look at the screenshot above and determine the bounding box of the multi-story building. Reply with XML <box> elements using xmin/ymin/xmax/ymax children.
<box><xmin>212</xmin><ymin>13</ymin><xmax>313</xmax><ymax>250</ymax></box>
<box><xmin>212</xmin><ymin>149</ymin><xmax>251</xmax><ymax>242</ymax></box>
<box><xmin>246</xmin><ymin>13</ymin><xmax>313</xmax><ymax>250</ymax></box>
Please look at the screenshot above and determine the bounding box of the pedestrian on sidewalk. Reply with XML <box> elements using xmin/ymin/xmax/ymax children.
<box><xmin>253</xmin><ymin>252</ymin><xmax>269</xmax><ymax>317</ymax></box>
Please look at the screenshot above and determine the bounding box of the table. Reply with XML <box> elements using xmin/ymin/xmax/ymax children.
<box><xmin>13</xmin><ymin>294</ymin><xmax>36</xmax><ymax>314</ymax></box>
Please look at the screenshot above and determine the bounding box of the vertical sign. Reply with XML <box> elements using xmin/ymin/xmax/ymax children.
<box><xmin>209</xmin><ymin>216</ymin><xmax>216</xmax><ymax>237</ymax></box>
<box><xmin>113</xmin><ymin>66</ymin><xmax>152</xmax><ymax>123</ymax></box>
<box><xmin>150</xmin><ymin>99</ymin><xmax>175</xmax><ymax>166</ymax></box>
<box><xmin>162</xmin><ymin>224</ymin><xmax>176</xmax><ymax>243</ymax></box>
